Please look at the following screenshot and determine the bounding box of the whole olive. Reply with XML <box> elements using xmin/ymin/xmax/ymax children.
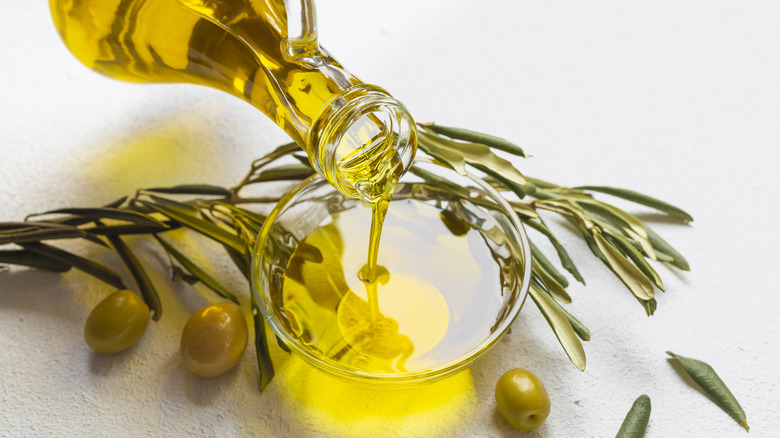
<box><xmin>84</xmin><ymin>289</ymin><xmax>150</xmax><ymax>354</ymax></box>
<box><xmin>180</xmin><ymin>302</ymin><xmax>248</xmax><ymax>377</ymax></box>
<box><xmin>495</xmin><ymin>368</ymin><xmax>551</xmax><ymax>431</ymax></box>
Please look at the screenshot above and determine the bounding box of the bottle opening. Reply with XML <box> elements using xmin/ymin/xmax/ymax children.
<box><xmin>309</xmin><ymin>85</ymin><xmax>417</xmax><ymax>203</ymax></box>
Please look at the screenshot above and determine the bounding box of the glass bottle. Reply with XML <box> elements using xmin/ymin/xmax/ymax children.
<box><xmin>48</xmin><ymin>0</ymin><xmax>417</xmax><ymax>203</ymax></box>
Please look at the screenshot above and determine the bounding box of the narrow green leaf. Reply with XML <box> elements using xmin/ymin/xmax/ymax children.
<box><xmin>530</xmin><ymin>240</ymin><xmax>569</xmax><ymax>288</ymax></box>
<box><xmin>0</xmin><ymin>227</ymin><xmax>82</xmax><ymax>244</ymax></box>
<box><xmin>154</xmin><ymin>235</ymin><xmax>239</xmax><ymax>305</ymax></box>
<box><xmin>603</xmin><ymin>231</ymin><xmax>664</xmax><ymax>292</ymax></box>
<box><xmin>103</xmin><ymin>196</ymin><xmax>128</xmax><ymax>209</ymax></box>
<box><xmin>249</xmin><ymin>142</ymin><xmax>299</xmax><ymax>172</ymax></box>
<box><xmin>0</xmin><ymin>221</ymin><xmax>71</xmax><ymax>231</ymax></box>
<box><xmin>576</xmin><ymin>186</ymin><xmax>693</xmax><ymax>222</ymax></box>
<box><xmin>140</xmin><ymin>198</ymin><xmax>246</xmax><ymax>255</ymax></box>
<box><xmin>645</xmin><ymin>225</ymin><xmax>690</xmax><ymax>271</ymax></box>
<box><xmin>212</xmin><ymin>203</ymin><xmax>267</xmax><ymax>228</ymax></box>
<box><xmin>473</xmin><ymin>163</ymin><xmax>533</xmax><ymax>199</ymax></box>
<box><xmin>276</xmin><ymin>335</ymin><xmax>291</xmax><ymax>353</ymax></box>
<box><xmin>666</xmin><ymin>351</ymin><xmax>749</xmax><ymax>431</ymax></box>
<box><xmin>249</xmin><ymin>164</ymin><xmax>315</xmax><ymax>184</ymax></box>
<box><xmin>524</xmin><ymin>218</ymin><xmax>585</xmax><ymax>285</ymax></box>
<box><xmin>418</xmin><ymin>131</ymin><xmax>528</xmax><ymax>187</ymax></box>
<box><xmin>250</xmin><ymin>292</ymin><xmax>275</xmax><ymax>390</ymax></box>
<box><xmin>141</xmin><ymin>184</ymin><xmax>231</xmax><ymax>197</ymax></box>
<box><xmin>0</xmin><ymin>249</ymin><xmax>71</xmax><ymax>272</ymax></box>
<box><xmin>84</xmin><ymin>221</ymin><xmax>181</xmax><ymax>236</ymax></box>
<box><xmin>525</xmin><ymin>176</ymin><xmax>559</xmax><ymax>189</ymax></box>
<box><xmin>528</xmin><ymin>285</ymin><xmax>586</xmax><ymax>371</ymax></box>
<box><xmin>592</xmin><ymin>231</ymin><xmax>654</xmax><ymax>301</ymax></box>
<box><xmin>422</xmin><ymin>123</ymin><xmax>526</xmax><ymax>157</ymax></box>
<box><xmin>536</xmin><ymin>285</ymin><xmax>590</xmax><ymax>341</ymax></box>
<box><xmin>224</xmin><ymin>244</ymin><xmax>251</xmax><ymax>281</ymax></box>
<box><xmin>653</xmin><ymin>250</ymin><xmax>675</xmax><ymax>263</ymax></box>
<box><xmin>409</xmin><ymin>165</ymin><xmax>473</xmax><ymax>199</ymax></box>
<box><xmin>508</xmin><ymin>201</ymin><xmax>539</xmax><ymax>219</ymax></box>
<box><xmin>532</xmin><ymin>254</ymin><xmax>571</xmax><ymax>303</ymax></box>
<box><xmin>20</xmin><ymin>242</ymin><xmax>126</xmax><ymax>289</ymax></box>
<box><xmin>640</xmin><ymin>298</ymin><xmax>657</xmax><ymax>317</ymax></box>
<box><xmin>616</xmin><ymin>394</ymin><xmax>651</xmax><ymax>438</ymax></box>
<box><xmin>145</xmin><ymin>194</ymin><xmax>199</xmax><ymax>214</ymax></box>
<box><xmin>106</xmin><ymin>234</ymin><xmax>162</xmax><ymax>321</ymax></box>
<box><xmin>579</xmin><ymin>201</ymin><xmax>656</xmax><ymax>260</ymax></box>
<box><xmin>29</xmin><ymin>207</ymin><xmax>167</xmax><ymax>228</ymax></box>
<box><xmin>417</xmin><ymin>134</ymin><xmax>469</xmax><ymax>176</ymax></box>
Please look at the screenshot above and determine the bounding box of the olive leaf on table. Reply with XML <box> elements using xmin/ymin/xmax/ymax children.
<box><xmin>0</xmin><ymin>122</ymin><xmax>691</xmax><ymax>389</ymax></box>
<box><xmin>667</xmin><ymin>351</ymin><xmax>749</xmax><ymax>431</ymax></box>
<box><xmin>616</xmin><ymin>394</ymin><xmax>651</xmax><ymax>438</ymax></box>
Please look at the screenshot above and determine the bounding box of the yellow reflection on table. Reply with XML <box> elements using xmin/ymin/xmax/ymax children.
<box><xmin>276</xmin><ymin>356</ymin><xmax>477</xmax><ymax>437</ymax></box>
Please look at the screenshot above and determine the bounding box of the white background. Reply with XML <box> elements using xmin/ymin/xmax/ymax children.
<box><xmin>2</xmin><ymin>1</ymin><xmax>780</xmax><ymax>437</ymax></box>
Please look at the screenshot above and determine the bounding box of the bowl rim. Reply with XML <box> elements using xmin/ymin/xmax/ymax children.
<box><xmin>250</xmin><ymin>157</ymin><xmax>533</xmax><ymax>386</ymax></box>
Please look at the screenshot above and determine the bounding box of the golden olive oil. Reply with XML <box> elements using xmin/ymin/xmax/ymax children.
<box><xmin>49</xmin><ymin>0</ymin><xmax>414</xmax><ymax>204</ymax></box>
<box><xmin>282</xmin><ymin>199</ymin><xmax>511</xmax><ymax>374</ymax></box>
<box><xmin>50</xmin><ymin>0</ymin><xmax>351</xmax><ymax>148</ymax></box>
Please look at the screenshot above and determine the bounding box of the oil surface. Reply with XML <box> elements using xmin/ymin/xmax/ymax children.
<box><xmin>282</xmin><ymin>199</ymin><xmax>510</xmax><ymax>374</ymax></box>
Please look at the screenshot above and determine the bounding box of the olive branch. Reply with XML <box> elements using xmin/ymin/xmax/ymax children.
<box><xmin>0</xmin><ymin>123</ymin><xmax>691</xmax><ymax>389</ymax></box>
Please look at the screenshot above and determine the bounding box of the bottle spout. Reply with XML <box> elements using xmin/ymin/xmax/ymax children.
<box><xmin>283</xmin><ymin>0</ymin><xmax>319</xmax><ymax>60</ymax></box>
<box><xmin>308</xmin><ymin>85</ymin><xmax>418</xmax><ymax>203</ymax></box>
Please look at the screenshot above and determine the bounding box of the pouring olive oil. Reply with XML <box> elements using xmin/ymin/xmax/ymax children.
<box><xmin>49</xmin><ymin>0</ymin><xmax>514</xmax><ymax>375</ymax></box>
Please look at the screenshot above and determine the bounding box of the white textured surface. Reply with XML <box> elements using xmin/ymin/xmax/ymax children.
<box><xmin>2</xmin><ymin>1</ymin><xmax>780</xmax><ymax>437</ymax></box>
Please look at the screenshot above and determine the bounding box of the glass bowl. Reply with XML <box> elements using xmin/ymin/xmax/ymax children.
<box><xmin>251</xmin><ymin>158</ymin><xmax>532</xmax><ymax>388</ymax></box>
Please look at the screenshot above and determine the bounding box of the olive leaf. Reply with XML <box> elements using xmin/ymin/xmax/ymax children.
<box><xmin>19</xmin><ymin>242</ymin><xmax>126</xmax><ymax>289</ymax></box>
<box><xmin>535</xmin><ymin>284</ymin><xmax>590</xmax><ymax>342</ymax></box>
<box><xmin>417</xmin><ymin>131</ymin><xmax>527</xmax><ymax>187</ymax></box>
<box><xmin>645</xmin><ymin>225</ymin><xmax>690</xmax><ymax>271</ymax></box>
<box><xmin>0</xmin><ymin>249</ymin><xmax>72</xmax><ymax>272</ymax></box>
<box><xmin>420</xmin><ymin>123</ymin><xmax>526</xmax><ymax>157</ymax></box>
<box><xmin>528</xmin><ymin>284</ymin><xmax>586</xmax><ymax>371</ymax></box>
<box><xmin>576</xmin><ymin>186</ymin><xmax>693</xmax><ymax>222</ymax></box>
<box><xmin>246</xmin><ymin>164</ymin><xmax>316</xmax><ymax>184</ymax></box>
<box><xmin>524</xmin><ymin>218</ymin><xmax>584</xmax><ymax>285</ymax></box>
<box><xmin>141</xmin><ymin>184</ymin><xmax>232</xmax><ymax>197</ymax></box>
<box><xmin>592</xmin><ymin>231</ymin><xmax>654</xmax><ymax>301</ymax></box>
<box><xmin>409</xmin><ymin>165</ymin><xmax>473</xmax><ymax>199</ymax></box>
<box><xmin>105</xmin><ymin>233</ymin><xmax>162</xmax><ymax>321</ymax></box>
<box><xmin>667</xmin><ymin>351</ymin><xmax>749</xmax><ymax>431</ymax></box>
<box><xmin>578</xmin><ymin>200</ymin><xmax>656</xmax><ymax>261</ymax></box>
<box><xmin>250</xmin><ymin>290</ymin><xmax>275</xmax><ymax>390</ymax></box>
<box><xmin>530</xmin><ymin>240</ymin><xmax>569</xmax><ymax>288</ymax></box>
<box><xmin>603</xmin><ymin>231</ymin><xmax>664</xmax><ymax>291</ymax></box>
<box><xmin>508</xmin><ymin>201</ymin><xmax>540</xmax><ymax>219</ymax></box>
<box><xmin>140</xmin><ymin>197</ymin><xmax>246</xmax><ymax>254</ymax></box>
<box><xmin>0</xmin><ymin>226</ymin><xmax>105</xmax><ymax>246</ymax></box>
<box><xmin>85</xmin><ymin>221</ymin><xmax>181</xmax><ymax>236</ymax></box>
<box><xmin>525</xmin><ymin>176</ymin><xmax>559</xmax><ymax>189</ymax></box>
<box><xmin>616</xmin><ymin>394</ymin><xmax>651</xmax><ymax>438</ymax></box>
<box><xmin>154</xmin><ymin>235</ymin><xmax>239</xmax><ymax>305</ymax></box>
<box><xmin>532</xmin><ymin>260</ymin><xmax>571</xmax><ymax>303</ymax></box>
<box><xmin>28</xmin><ymin>207</ymin><xmax>168</xmax><ymax>228</ymax></box>
<box><xmin>246</xmin><ymin>142</ymin><xmax>299</xmax><ymax>174</ymax></box>
<box><xmin>476</xmin><ymin>165</ymin><xmax>533</xmax><ymax>199</ymax></box>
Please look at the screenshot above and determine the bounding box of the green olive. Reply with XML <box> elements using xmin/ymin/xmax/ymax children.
<box><xmin>84</xmin><ymin>289</ymin><xmax>150</xmax><ymax>354</ymax></box>
<box><xmin>495</xmin><ymin>368</ymin><xmax>551</xmax><ymax>431</ymax></box>
<box><xmin>180</xmin><ymin>302</ymin><xmax>248</xmax><ymax>377</ymax></box>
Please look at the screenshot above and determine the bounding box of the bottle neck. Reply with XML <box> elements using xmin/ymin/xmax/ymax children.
<box><xmin>307</xmin><ymin>85</ymin><xmax>417</xmax><ymax>203</ymax></box>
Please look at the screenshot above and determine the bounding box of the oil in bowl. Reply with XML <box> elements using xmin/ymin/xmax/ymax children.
<box><xmin>253</xmin><ymin>159</ymin><xmax>531</xmax><ymax>387</ymax></box>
